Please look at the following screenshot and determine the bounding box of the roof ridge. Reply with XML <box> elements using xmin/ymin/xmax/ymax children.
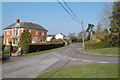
<box><xmin>4</xmin><ymin>22</ymin><xmax>47</xmax><ymax>31</ymax></box>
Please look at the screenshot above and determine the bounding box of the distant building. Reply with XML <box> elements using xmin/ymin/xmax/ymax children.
<box><xmin>3</xmin><ymin>19</ymin><xmax>48</xmax><ymax>46</ymax></box>
<box><xmin>47</xmin><ymin>35</ymin><xmax>54</xmax><ymax>41</ymax></box>
<box><xmin>55</xmin><ymin>33</ymin><xmax>66</xmax><ymax>40</ymax></box>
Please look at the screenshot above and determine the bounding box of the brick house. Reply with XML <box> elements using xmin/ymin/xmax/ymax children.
<box><xmin>3</xmin><ymin>19</ymin><xmax>48</xmax><ymax>46</ymax></box>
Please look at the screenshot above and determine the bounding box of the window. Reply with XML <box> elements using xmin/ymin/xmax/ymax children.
<box><xmin>42</xmin><ymin>31</ymin><xmax>44</xmax><ymax>36</ymax></box>
<box><xmin>13</xmin><ymin>39</ymin><xmax>18</xmax><ymax>44</ymax></box>
<box><xmin>13</xmin><ymin>29</ymin><xmax>18</xmax><ymax>36</ymax></box>
<box><xmin>36</xmin><ymin>31</ymin><xmax>38</xmax><ymax>35</ymax></box>
<box><xmin>6</xmin><ymin>30</ymin><xmax>9</xmax><ymax>35</ymax></box>
<box><xmin>6</xmin><ymin>38</ymin><xmax>9</xmax><ymax>44</ymax></box>
<box><xmin>13</xmin><ymin>39</ymin><xmax>15</xmax><ymax>44</ymax></box>
<box><xmin>16</xmin><ymin>29</ymin><xmax>18</xmax><ymax>35</ymax></box>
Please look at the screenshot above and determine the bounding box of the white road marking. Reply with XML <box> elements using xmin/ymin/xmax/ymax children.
<box><xmin>57</xmin><ymin>54</ymin><xmax>61</xmax><ymax>57</ymax></box>
<box><xmin>63</xmin><ymin>56</ymin><xmax>66</xmax><ymax>58</ymax></box>
<box><xmin>72</xmin><ymin>58</ymin><xmax>77</xmax><ymax>60</ymax></box>
<box><xmin>82</xmin><ymin>60</ymin><xmax>89</xmax><ymax>61</ymax></box>
<box><xmin>99</xmin><ymin>62</ymin><xmax>109</xmax><ymax>63</ymax></box>
<box><xmin>53</xmin><ymin>52</ymin><xmax>56</xmax><ymax>54</ymax></box>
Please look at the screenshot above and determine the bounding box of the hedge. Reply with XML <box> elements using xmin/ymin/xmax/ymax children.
<box><xmin>28</xmin><ymin>42</ymin><xmax>65</xmax><ymax>53</ymax></box>
<box><xmin>85</xmin><ymin>40</ymin><xmax>108</xmax><ymax>49</ymax></box>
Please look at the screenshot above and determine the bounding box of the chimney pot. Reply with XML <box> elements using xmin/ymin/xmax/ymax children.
<box><xmin>16</xmin><ymin>19</ymin><xmax>20</xmax><ymax>23</ymax></box>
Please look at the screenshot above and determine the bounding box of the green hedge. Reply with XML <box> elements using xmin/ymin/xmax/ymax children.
<box><xmin>28</xmin><ymin>42</ymin><xmax>65</xmax><ymax>53</ymax></box>
<box><xmin>85</xmin><ymin>40</ymin><xmax>108</xmax><ymax>49</ymax></box>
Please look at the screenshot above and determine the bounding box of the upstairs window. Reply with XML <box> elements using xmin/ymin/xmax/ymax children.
<box><xmin>42</xmin><ymin>31</ymin><xmax>44</xmax><ymax>36</ymax></box>
<box><xmin>6</xmin><ymin>30</ymin><xmax>9</xmax><ymax>35</ymax></box>
<box><xmin>36</xmin><ymin>31</ymin><xmax>38</xmax><ymax>35</ymax></box>
<box><xmin>13</xmin><ymin>29</ymin><xmax>18</xmax><ymax>36</ymax></box>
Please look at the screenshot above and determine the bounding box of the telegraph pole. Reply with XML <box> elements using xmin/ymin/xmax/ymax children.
<box><xmin>81</xmin><ymin>21</ymin><xmax>85</xmax><ymax>49</ymax></box>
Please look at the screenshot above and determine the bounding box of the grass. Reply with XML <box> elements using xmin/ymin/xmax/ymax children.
<box><xmin>35</xmin><ymin>63</ymin><xmax>118</xmax><ymax>78</ymax></box>
<box><xmin>80</xmin><ymin>47</ymin><xmax>119</xmax><ymax>56</ymax></box>
<box><xmin>27</xmin><ymin>46</ymin><xmax>66</xmax><ymax>56</ymax></box>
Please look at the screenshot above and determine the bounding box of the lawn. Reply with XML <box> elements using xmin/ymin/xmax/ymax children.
<box><xmin>35</xmin><ymin>63</ymin><xmax>118</xmax><ymax>78</ymax></box>
<box><xmin>80</xmin><ymin>47</ymin><xmax>119</xmax><ymax>56</ymax></box>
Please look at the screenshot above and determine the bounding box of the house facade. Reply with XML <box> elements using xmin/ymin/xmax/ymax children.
<box><xmin>55</xmin><ymin>33</ymin><xmax>66</xmax><ymax>40</ymax></box>
<box><xmin>47</xmin><ymin>35</ymin><xmax>53</xmax><ymax>41</ymax></box>
<box><xmin>3</xmin><ymin>19</ymin><xmax>48</xmax><ymax>46</ymax></box>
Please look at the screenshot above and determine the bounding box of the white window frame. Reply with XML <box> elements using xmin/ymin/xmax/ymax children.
<box><xmin>6</xmin><ymin>38</ymin><xmax>9</xmax><ymax>45</ymax></box>
<box><xmin>13</xmin><ymin>29</ymin><xmax>19</xmax><ymax>36</ymax></box>
<box><xmin>6</xmin><ymin>30</ymin><xmax>9</xmax><ymax>35</ymax></box>
<box><xmin>36</xmin><ymin>31</ymin><xmax>38</xmax><ymax>35</ymax></box>
<box><xmin>42</xmin><ymin>31</ymin><xmax>44</xmax><ymax>36</ymax></box>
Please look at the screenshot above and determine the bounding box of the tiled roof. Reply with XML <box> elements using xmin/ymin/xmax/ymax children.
<box><xmin>4</xmin><ymin>22</ymin><xmax>47</xmax><ymax>31</ymax></box>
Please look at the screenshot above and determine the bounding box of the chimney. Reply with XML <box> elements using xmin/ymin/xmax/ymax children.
<box><xmin>16</xmin><ymin>19</ymin><xmax>20</xmax><ymax>23</ymax></box>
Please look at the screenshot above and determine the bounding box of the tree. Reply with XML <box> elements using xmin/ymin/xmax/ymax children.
<box><xmin>95</xmin><ymin>22</ymin><xmax>102</xmax><ymax>38</ymax></box>
<box><xmin>9</xmin><ymin>41</ymin><xmax>13</xmax><ymax>56</ymax></box>
<box><xmin>100</xmin><ymin>3</ymin><xmax>113</xmax><ymax>29</ymax></box>
<box><xmin>103</xmin><ymin>28</ymin><xmax>109</xmax><ymax>36</ymax></box>
<box><xmin>108</xmin><ymin>1</ymin><xmax>120</xmax><ymax>47</ymax></box>
<box><xmin>19</xmin><ymin>29</ymin><xmax>31</xmax><ymax>54</ymax></box>
<box><xmin>78</xmin><ymin>31</ymin><xmax>87</xmax><ymax>40</ymax></box>
<box><xmin>68</xmin><ymin>33</ymin><xmax>77</xmax><ymax>43</ymax></box>
<box><xmin>86</xmin><ymin>24</ymin><xmax>95</xmax><ymax>40</ymax></box>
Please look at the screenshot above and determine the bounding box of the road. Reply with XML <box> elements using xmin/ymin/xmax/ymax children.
<box><xmin>2</xmin><ymin>43</ymin><xmax>118</xmax><ymax>79</ymax></box>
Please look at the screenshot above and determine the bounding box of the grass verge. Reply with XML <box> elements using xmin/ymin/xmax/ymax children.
<box><xmin>35</xmin><ymin>63</ymin><xmax>118</xmax><ymax>78</ymax></box>
<box><xmin>80</xmin><ymin>47</ymin><xmax>119</xmax><ymax>56</ymax></box>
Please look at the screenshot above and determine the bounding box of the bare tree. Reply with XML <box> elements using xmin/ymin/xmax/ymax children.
<box><xmin>95</xmin><ymin>22</ymin><xmax>102</xmax><ymax>38</ymax></box>
<box><xmin>100</xmin><ymin>2</ymin><xmax>113</xmax><ymax>29</ymax></box>
<box><xmin>78</xmin><ymin>31</ymin><xmax>87</xmax><ymax>40</ymax></box>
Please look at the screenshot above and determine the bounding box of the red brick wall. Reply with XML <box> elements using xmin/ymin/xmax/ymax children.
<box><xmin>4</xmin><ymin>29</ymin><xmax>12</xmax><ymax>45</ymax></box>
<box><xmin>31</xmin><ymin>30</ymin><xmax>47</xmax><ymax>42</ymax></box>
<box><xmin>4</xmin><ymin>28</ymin><xmax>47</xmax><ymax>45</ymax></box>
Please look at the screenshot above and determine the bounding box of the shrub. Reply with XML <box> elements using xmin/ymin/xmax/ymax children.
<box><xmin>93</xmin><ymin>41</ymin><xmax>107</xmax><ymax>49</ymax></box>
<box><xmin>76</xmin><ymin>39</ymin><xmax>83</xmax><ymax>42</ymax></box>
<box><xmin>98</xmin><ymin>35</ymin><xmax>105</xmax><ymax>41</ymax></box>
<box><xmin>28</xmin><ymin>42</ymin><xmax>65</xmax><ymax>53</ymax></box>
<box><xmin>12</xmin><ymin>46</ymin><xmax>18</xmax><ymax>53</ymax></box>
<box><xmin>85</xmin><ymin>40</ymin><xmax>108</xmax><ymax>49</ymax></box>
<box><xmin>4</xmin><ymin>46</ymin><xmax>10</xmax><ymax>54</ymax></box>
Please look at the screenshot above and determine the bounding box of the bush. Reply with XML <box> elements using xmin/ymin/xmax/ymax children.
<box><xmin>76</xmin><ymin>39</ymin><xmax>83</xmax><ymax>42</ymax></box>
<box><xmin>28</xmin><ymin>42</ymin><xmax>65</xmax><ymax>53</ymax></box>
<box><xmin>85</xmin><ymin>40</ymin><xmax>108</xmax><ymax>49</ymax></box>
<box><xmin>12</xmin><ymin>46</ymin><xmax>18</xmax><ymax>53</ymax></box>
<box><xmin>98</xmin><ymin>35</ymin><xmax>105</xmax><ymax>41</ymax></box>
<box><xmin>4</xmin><ymin>46</ymin><xmax>10</xmax><ymax>54</ymax></box>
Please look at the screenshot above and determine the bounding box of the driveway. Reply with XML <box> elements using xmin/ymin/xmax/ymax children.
<box><xmin>2</xmin><ymin>43</ymin><xmax>119</xmax><ymax>79</ymax></box>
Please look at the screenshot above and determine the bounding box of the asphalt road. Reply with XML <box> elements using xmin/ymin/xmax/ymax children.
<box><xmin>2</xmin><ymin>43</ymin><xmax>119</xmax><ymax>78</ymax></box>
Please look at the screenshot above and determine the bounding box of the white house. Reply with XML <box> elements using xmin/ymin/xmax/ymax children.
<box><xmin>55</xmin><ymin>33</ymin><xmax>66</xmax><ymax>40</ymax></box>
<box><xmin>47</xmin><ymin>35</ymin><xmax>53</xmax><ymax>41</ymax></box>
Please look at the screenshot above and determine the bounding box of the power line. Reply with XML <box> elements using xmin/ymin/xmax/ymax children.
<box><xmin>63</xmin><ymin>0</ymin><xmax>80</xmax><ymax>22</ymax></box>
<box><xmin>57</xmin><ymin>0</ymin><xmax>79</xmax><ymax>23</ymax></box>
<box><xmin>57</xmin><ymin>0</ymin><xmax>85</xmax><ymax>49</ymax></box>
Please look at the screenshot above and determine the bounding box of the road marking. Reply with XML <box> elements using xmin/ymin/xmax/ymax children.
<box><xmin>82</xmin><ymin>60</ymin><xmax>92</xmax><ymax>62</ymax></box>
<box><xmin>82</xmin><ymin>60</ymin><xmax>89</xmax><ymax>61</ymax></box>
<box><xmin>72</xmin><ymin>58</ymin><xmax>77</xmax><ymax>60</ymax></box>
<box><xmin>63</xmin><ymin>57</ymin><xmax>66</xmax><ymax>58</ymax></box>
<box><xmin>99</xmin><ymin>62</ymin><xmax>109</xmax><ymax>63</ymax></box>
<box><xmin>57</xmin><ymin>54</ymin><xmax>61</xmax><ymax>57</ymax></box>
<box><xmin>53</xmin><ymin>52</ymin><xmax>56</xmax><ymax>54</ymax></box>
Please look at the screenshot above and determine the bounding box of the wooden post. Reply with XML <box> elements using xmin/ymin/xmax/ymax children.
<box><xmin>81</xmin><ymin>21</ymin><xmax>85</xmax><ymax>49</ymax></box>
